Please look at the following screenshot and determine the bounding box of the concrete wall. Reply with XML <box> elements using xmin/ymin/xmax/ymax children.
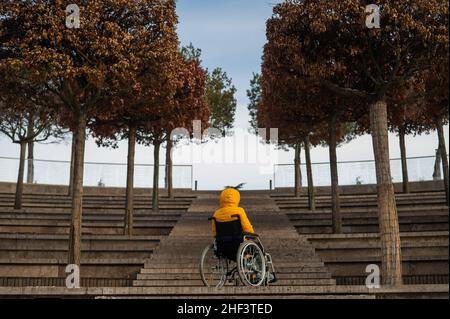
<box><xmin>275</xmin><ymin>180</ymin><xmax>446</xmax><ymax>195</ymax></box>
<box><xmin>0</xmin><ymin>180</ymin><xmax>445</xmax><ymax>196</ymax></box>
<box><xmin>0</xmin><ymin>182</ymin><xmax>193</xmax><ymax>196</ymax></box>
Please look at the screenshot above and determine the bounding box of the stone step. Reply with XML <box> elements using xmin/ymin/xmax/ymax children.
<box><xmin>275</xmin><ymin>195</ymin><xmax>446</xmax><ymax>203</ymax></box>
<box><xmin>272</xmin><ymin>191</ymin><xmax>445</xmax><ymax>198</ymax></box>
<box><xmin>287</xmin><ymin>207</ymin><xmax>449</xmax><ymax>219</ymax></box>
<box><xmin>0</xmin><ymin>226</ymin><xmax>172</xmax><ymax>236</ymax></box>
<box><xmin>0</xmin><ymin>240</ymin><xmax>159</xmax><ymax>250</ymax></box>
<box><xmin>316</xmin><ymin>254</ymin><xmax>449</xmax><ymax>263</ymax></box>
<box><xmin>139</xmin><ymin>267</ymin><xmax>329</xmax><ymax>274</ymax></box>
<box><xmin>273</xmin><ymin>192</ymin><xmax>446</xmax><ymax>201</ymax></box>
<box><xmin>0</xmin><ymin>250</ymin><xmax>153</xmax><ymax>259</ymax></box>
<box><xmin>0</xmin><ymin>277</ymin><xmax>133</xmax><ymax>287</ymax></box>
<box><xmin>150</xmin><ymin>252</ymin><xmax>318</xmax><ymax>260</ymax></box>
<box><xmin>0</xmin><ymin>207</ymin><xmax>186</xmax><ymax>214</ymax></box>
<box><xmin>0</xmin><ymin>233</ymin><xmax>163</xmax><ymax>240</ymax></box>
<box><xmin>0</xmin><ymin>258</ymin><xmax>145</xmax><ymax>278</ymax></box>
<box><xmin>0</xmin><ymin>200</ymin><xmax>191</xmax><ymax>205</ymax></box>
<box><xmin>294</xmin><ymin>224</ymin><xmax>449</xmax><ymax>234</ymax></box>
<box><xmin>132</xmin><ymin>278</ymin><xmax>336</xmax><ymax>287</ymax></box>
<box><xmin>290</xmin><ymin>216</ymin><xmax>449</xmax><ymax>226</ymax></box>
<box><xmin>0</xmin><ymin>212</ymin><xmax>181</xmax><ymax>220</ymax></box>
<box><xmin>0</xmin><ymin>205</ymin><xmax>190</xmax><ymax>211</ymax></box>
<box><xmin>0</xmin><ymin>193</ymin><xmax>193</xmax><ymax>199</ymax></box>
<box><xmin>0</xmin><ymin>220</ymin><xmax>177</xmax><ymax>227</ymax></box>
<box><xmin>273</xmin><ymin>199</ymin><xmax>447</xmax><ymax>206</ymax></box>
<box><xmin>310</xmin><ymin>240</ymin><xmax>448</xmax><ymax>250</ymax></box>
<box><xmin>136</xmin><ymin>272</ymin><xmax>332</xmax><ymax>280</ymax></box>
<box><xmin>151</xmin><ymin>243</ymin><xmax>316</xmax><ymax>252</ymax></box>
<box><xmin>143</xmin><ymin>261</ymin><xmax>325</xmax><ymax>268</ymax></box>
<box><xmin>2</xmin><ymin>285</ymin><xmax>449</xmax><ymax>298</ymax></box>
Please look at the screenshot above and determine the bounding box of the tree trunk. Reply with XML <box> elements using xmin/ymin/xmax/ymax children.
<box><xmin>68</xmin><ymin>113</ymin><xmax>86</xmax><ymax>267</ymax></box>
<box><xmin>152</xmin><ymin>140</ymin><xmax>161</xmax><ymax>211</ymax></box>
<box><xmin>399</xmin><ymin>128</ymin><xmax>409</xmax><ymax>194</ymax></box>
<box><xmin>166</xmin><ymin>139</ymin><xmax>174</xmax><ymax>199</ymax></box>
<box><xmin>26</xmin><ymin>114</ymin><xmax>35</xmax><ymax>184</ymax></box>
<box><xmin>68</xmin><ymin>132</ymin><xmax>77</xmax><ymax>196</ymax></box>
<box><xmin>329</xmin><ymin>114</ymin><xmax>342</xmax><ymax>234</ymax></box>
<box><xmin>124</xmin><ymin>125</ymin><xmax>136</xmax><ymax>236</ymax></box>
<box><xmin>304</xmin><ymin>136</ymin><xmax>315</xmax><ymax>211</ymax></box>
<box><xmin>370</xmin><ymin>100</ymin><xmax>402</xmax><ymax>286</ymax></box>
<box><xmin>436</xmin><ymin>119</ymin><xmax>449</xmax><ymax>205</ymax></box>
<box><xmin>433</xmin><ymin>148</ymin><xmax>442</xmax><ymax>181</ymax></box>
<box><xmin>14</xmin><ymin>141</ymin><xmax>27</xmax><ymax>210</ymax></box>
<box><xmin>294</xmin><ymin>143</ymin><xmax>302</xmax><ymax>198</ymax></box>
<box><xmin>26</xmin><ymin>140</ymin><xmax>34</xmax><ymax>184</ymax></box>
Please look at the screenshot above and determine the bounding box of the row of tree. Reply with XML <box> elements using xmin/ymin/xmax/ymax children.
<box><xmin>248</xmin><ymin>0</ymin><xmax>448</xmax><ymax>286</ymax></box>
<box><xmin>0</xmin><ymin>1</ymin><xmax>237</xmax><ymax>267</ymax></box>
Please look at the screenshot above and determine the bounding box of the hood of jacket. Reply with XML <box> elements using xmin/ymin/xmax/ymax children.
<box><xmin>219</xmin><ymin>188</ymin><xmax>240</xmax><ymax>208</ymax></box>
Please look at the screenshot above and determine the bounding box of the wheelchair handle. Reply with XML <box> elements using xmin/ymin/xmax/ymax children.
<box><xmin>232</xmin><ymin>215</ymin><xmax>259</xmax><ymax>237</ymax></box>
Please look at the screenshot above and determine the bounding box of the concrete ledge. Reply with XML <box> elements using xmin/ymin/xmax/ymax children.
<box><xmin>0</xmin><ymin>285</ymin><xmax>447</xmax><ymax>298</ymax></box>
<box><xmin>304</xmin><ymin>231</ymin><xmax>449</xmax><ymax>240</ymax></box>
<box><xmin>0</xmin><ymin>258</ymin><xmax>149</xmax><ymax>265</ymax></box>
<box><xmin>0</xmin><ymin>233</ymin><xmax>163</xmax><ymax>241</ymax></box>
<box><xmin>0</xmin><ymin>182</ymin><xmax>195</xmax><ymax>196</ymax></box>
<box><xmin>274</xmin><ymin>181</ymin><xmax>446</xmax><ymax>195</ymax></box>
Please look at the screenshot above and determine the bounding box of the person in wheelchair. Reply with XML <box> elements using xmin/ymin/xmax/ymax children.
<box><xmin>211</xmin><ymin>188</ymin><xmax>254</xmax><ymax>261</ymax></box>
<box><xmin>211</xmin><ymin>188</ymin><xmax>277</xmax><ymax>284</ymax></box>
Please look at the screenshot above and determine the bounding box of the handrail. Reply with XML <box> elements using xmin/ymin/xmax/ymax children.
<box><xmin>0</xmin><ymin>156</ymin><xmax>192</xmax><ymax>167</ymax></box>
<box><xmin>274</xmin><ymin>155</ymin><xmax>446</xmax><ymax>166</ymax></box>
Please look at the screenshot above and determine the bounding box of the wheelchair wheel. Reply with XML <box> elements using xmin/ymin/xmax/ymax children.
<box><xmin>237</xmin><ymin>241</ymin><xmax>266</xmax><ymax>287</ymax></box>
<box><xmin>199</xmin><ymin>244</ymin><xmax>227</xmax><ymax>288</ymax></box>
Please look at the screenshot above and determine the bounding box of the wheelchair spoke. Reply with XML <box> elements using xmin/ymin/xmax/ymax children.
<box><xmin>237</xmin><ymin>241</ymin><xmax>266</xmax><ymax>287</ymax></box>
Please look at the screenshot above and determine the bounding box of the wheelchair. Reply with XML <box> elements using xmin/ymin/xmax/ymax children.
<box><xmin>199</xmin><ymin>214</ymin><xmax>276</xmax><ymax>287</ymax></box>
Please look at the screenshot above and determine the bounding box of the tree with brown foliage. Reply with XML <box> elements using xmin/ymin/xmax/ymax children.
<box><xmin>386</xmin><ymin>77</ymin><xmax>427</xmax><ymax>194</ymax></box>
<box><xmin>1</xmin><ymin>0</ymin><xmax>181</xmax><ymax>265</ymax></box>
<box><xmin>262</xmin><ymin>0</ymin><xmax>448</xmax><ymax>285</ymax></box>
<box><xmin>0</xmin><ymin>78</ymin><xmax>62</xmax><ymax>209</ymax></box>
<box><xmin>416</xmin><ymin>56</ymin><xmax>449</xmax><ymax>204</ymax></box>
<box><xmin>139</xmin><ymin>55</ymin><xmax>210</xmax><ymax>211</ymax></box>
<box><xmin>163</xmin><ymin>44</ymin><xmax>235</xmax><ymax>199</ymax></box>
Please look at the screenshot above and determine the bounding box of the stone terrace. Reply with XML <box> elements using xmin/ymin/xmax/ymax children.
<box><xmin>272</xmin><ymin>181</ymin><xmax>449</xmax><ymax>287</ymax></box>
<box><xmin>0</xmin><ymin>183</ymin><xmax>194</xmax><ymax>287</ymax></box>
<box><xmin>0</xmin><ymin>181</ymin><xmax>448</xmax><ymax>298</ymax></box>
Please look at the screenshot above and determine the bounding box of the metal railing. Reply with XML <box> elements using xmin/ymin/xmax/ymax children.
<box><xmin>273</xmin><ymin>155</ymin><xmax>447</xmax><ymax>188</ymax></box>
<box><xmin>0</xmin><ymin>157</ymin><xmax>194</xmax><ymax>189</ymax></box>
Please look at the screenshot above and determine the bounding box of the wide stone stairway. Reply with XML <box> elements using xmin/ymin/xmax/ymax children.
<box><xmin>273</xmin><ymin>185</ymin><xmax>449</xmax><ymax>287</ymax></box>
<box><xmin>0</xmin><ymin>187</ymin><xmax>194</xmax><ymax>287</ymax></box>
<box><xmin>0</xmin><ymin>182</ymin><xmax>448</xmax><ymax>298</ymax></box>
<box><xmin>132</xmin><ymin>193</ymin><xmax>337</xmax><ymax>295</ymax></box>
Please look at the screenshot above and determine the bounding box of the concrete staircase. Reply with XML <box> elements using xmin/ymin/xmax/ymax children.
<box><xmin>132</xmin><ymin>193</ymin><xmax>338</xmax><ymax>294</ymax></box>
<box><xmin>0</xmin><ymin>182</ymin><xmax>448</xmax><ymax>298</ymax></box>
<box><xmin>0</xmin><ymin>193</ymin><xmax>193</xmax><ymax>235</ymax></box>
<box><xmin>273</xmin><ymin>190</ymin><xmax>449</xmax><ymax>286</ymax></box>
<box><xmin>274</xmin><ymin>191</ymin><xmax>448</xmax><ymax>234</ymax></box>
<box><xmin>0</xmin><ymin>189</ymin><xmax>195</xmax><ymax>287</ymax></box>
<box><xmin>305</xmin><ymin>231</ymin><xmax>449</xmax><ymax>285</ymax></box>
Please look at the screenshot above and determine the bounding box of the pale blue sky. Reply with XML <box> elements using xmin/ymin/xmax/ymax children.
<box><xmin>0</xmin><ymin>0</ymin><xmax>448</xmax><ymax>190</ymax></box>
<box><xmin>176</xmin><ymin>0</ymin><xmax>281</xmax><ymax>128</ymax></box>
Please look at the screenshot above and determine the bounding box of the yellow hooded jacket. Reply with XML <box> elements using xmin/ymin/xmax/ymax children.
<box><xmin>212</xmin><ymin>188</ymin><xmax>254</xmax><ymax>236</ymax></box>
